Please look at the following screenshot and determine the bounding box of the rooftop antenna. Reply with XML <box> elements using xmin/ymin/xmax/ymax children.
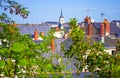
<box><xmin>100</xmin><ymin>13</ymin><xmax>105</xmax><ymax>22</ymax></box>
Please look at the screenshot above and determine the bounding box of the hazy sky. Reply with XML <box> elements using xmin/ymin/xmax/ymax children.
<box><xmin>5</xmin><ymin>0</ymin><xmax>120</xmax><ymax>24</ymax></box>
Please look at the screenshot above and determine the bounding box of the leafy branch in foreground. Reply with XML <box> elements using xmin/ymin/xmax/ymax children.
<box><xmin>0</xmin><ymin>0</ymin><xmax>30</xmax><ymax>23</ymax></box>
<box><xmin>62</xmin><ymin>18</ymin><xmax>120</xmax><ymax>78</ymax></box>
<box><xmin>0</xmin><ymin>23</ymin><xmax>68</xmax><ymax>77</ymax></box>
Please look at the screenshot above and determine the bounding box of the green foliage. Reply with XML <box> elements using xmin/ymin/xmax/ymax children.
<box><xmin>0</xmin><ymin>23</ymin><xmax>20</xmax><ymax>43</ymax></box>
<box><xmin>4</xmin><ymin>58</ymin><xmax>15</xmax><ymax>77</ymax></box>
<box><xmin>116</xmin><ymin>39</ymin><xmax>120</xmax><ymax>53</ymax></box>
<box><xmin>62</xmin><ymin>18</ymin><xmax>120</xmax><ymax>77</ymax></box>
<box><xmin>11</xmin><ymin>42</ymin><xmax>24</xmax><ymax>52</ymax></box>
<box><xmin>111</xmin><ymin>64</ymin><xmax>120</xmax><ymax>78</ymax></box>
<box><xmin>69</xmin><ymin>18</ymin><xmax>78</xmax><ymax>29</ymax></box>
<box><xmin>64</xmin><ymin>18</ymin><xmax>89</xmax><ymax>71</ymax></box>
<box><xmin>0</xmin><ymin>0</ymin><xmax>30</xmax><ymax>23</ymax></box>
<box><xmin>19</xmin><ymin>59</ymin><xmax>28</xmax><ymax>66</ymax></box>
<box><xmin>0</xmin><ymin>60</ymin><xmax>5</xmax><ymax>68</ymax></box>
<box><xmin>0</xmin><ymin>1</ymin><xmax>67</xmax><ymax>77</ymax></box>
<box><xmin>0</xmin><ymin>13</ymin><xmax>15</xmax><ymax>24</ymax></box>
<box><xmin>0</xmin><ymin>23</ymin><xmax>67</xmax><ymax>77</ymax></box>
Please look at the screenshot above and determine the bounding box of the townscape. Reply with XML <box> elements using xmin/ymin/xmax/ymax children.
<box><xmin>17</xmin><ymin>10</ymin><xmax>120</xmax><ymax>55</ymax></box>
<box><xmin>0</xmin><ymin>0</ymin><xmax>120</xmax><ymax>78</ymax></box>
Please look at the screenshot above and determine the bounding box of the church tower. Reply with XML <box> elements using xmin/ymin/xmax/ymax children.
<box><xmin>59</xmin><ymin>10</ymin><xmax>64</xmax><ymax>29</ymax></box>
<box><xmin>59</xmin><ymin>10</ymin><xmax>64</xmax><ymax>24</ymax></box>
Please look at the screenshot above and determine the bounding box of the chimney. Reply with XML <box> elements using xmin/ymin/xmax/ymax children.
<box><xmin>100</xmin><ymin>23</ymin><xmax>105</xmax><ymax>36</ymax></box>
<box><xmin>84</xmin><ymin>16</ymin><xmax>89</xmax><ymax>23</ymax></box>
<box><xmin>51</xmin><ymin>38</ymin><xmax>55</xmax><ymax>53</ymax></box>
<box><xmin>84</xmin><ymin>16</ymin><xmax>91</xmax><ymax>24</ymax></box>
<box><xmin>56</xmin><ymin>26</ymin><xmax>59</xmax><ymax>32</ymax></box>
<box><xmin>88</xmin><ymin>17</ymin><xmax>91</xmax><ymax>24</ymax></box>
<box><xmin>103</xmin><ymin>19</ymin><xmax>110</xmax><ymax>36</ymax></box>
<box><xmin>34</xmin><ymin>29</ymin><xmax>38</xmax><ymax>40</ymax></box>
<box><xmin>88</xmin><ymin>23</ymin><xmax>92</xmax><ymax>36</ymax></box>
<box><xmin>105</xmin><ymin>23</ymin><xmax>110</xmax><ymax>36</ymax></box>
<box><xmin>100</xmin><ymin>23</ymin><xmax>105</xmax><ymax>43</ymax></box>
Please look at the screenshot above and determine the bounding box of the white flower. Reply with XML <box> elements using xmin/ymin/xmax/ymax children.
<box><xmin>3</xmin><ymin>39</ymin><xmax>7</xmax><ymax>42</ymax></box>
<box><xmin>58</xmin><ymin>58</ymin><xmax>62</xmax><ymax>63</ymax></box>
<box><xmin>0</xmin><ymin>39</ymin><xmax>2</xmax><ymax>45</ymax></box>
<box><xmin>23</xmin><ymin>70</ymin><xmax>26</xmax><ymax>73</ymax></box>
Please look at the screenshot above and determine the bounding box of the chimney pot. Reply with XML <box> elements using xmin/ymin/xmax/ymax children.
<box><xmin>51</xmin><ymin>38</ymin><xmax>55</xmax><ymax>53</ymax></box>
<box><xmin>34</xmin><ymin>29</ymin><xmax>38</xmax><ymax>40</ymax></box>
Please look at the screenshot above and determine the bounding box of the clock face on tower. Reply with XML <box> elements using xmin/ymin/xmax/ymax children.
<box><xmin>59</xmin><ymin>10</ymin><xmax>64</xmax><ymax>24</ymax></box>
<box><xmin>60</xmin><ymin>18</ymin><xmax>64</xmax><ymax>24</ymax></box>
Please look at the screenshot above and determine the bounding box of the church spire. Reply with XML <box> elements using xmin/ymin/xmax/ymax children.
<box><xmin>59</xmin><ymin>9</ymin><xmax>65</xmax><ymax>29</ymax></box>
<box><xmin>60</xmin><ymin>9</ymin><xmax>64</xmax><ymax>18</ymax></box>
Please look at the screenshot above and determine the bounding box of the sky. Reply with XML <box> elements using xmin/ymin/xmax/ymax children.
<box><xmin>2</xmin><ymin>0</ymin><xmax>120</xmax><ymax>24</ymax></box>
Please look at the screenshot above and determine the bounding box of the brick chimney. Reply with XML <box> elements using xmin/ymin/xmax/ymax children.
<box><xmin>88</xmin><ymin>23</ymin><xmax>92</xmax><ymax>36</ymax></box>
<box><xmin>84</xmin><ymin>16</ymin><xmax>91</xmax><ymax>24</ymax></box>
<box><xmin>105</xmin><ymin>23</ymin><xmax>110</xmax><ymax>36</ymax></box>
<box><xmin>84</xmin><ymin>16</ymin><xmax>89</xmax><ymax>23</ymax></box>
<box><xmin>100</xmin><ymin>23</ymin><xmax>105</xmax><ymax>43</ymax></box>
<box><xmin>56</xmin><ymin>26</ymin><xmax>59</xmax><ymax>32</ymax></box>
<box><xmin>100</xmin><ymin>23</ymin><xmax>105</xmax><ymax>36</ymax></box>
<box><xmin>34</xmin><ymin>29</ymin><xmax>38</xmax><ymax>40</ymax></box>
<box><xmin>88</xmin><ymin>17</ymin><xmax>91</xmax><ymax>24</ymax></box>
<box><xmin>51</xmin><ymin>38</ymin><xmax>55</xmax><ymax>53</ymax></box>
<box><xmin>103</xmin><ymin>19</ymin><xmax>110</xmax><ymax>36</ymax></box>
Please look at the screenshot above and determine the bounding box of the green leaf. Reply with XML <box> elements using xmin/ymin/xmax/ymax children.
<box><xmin>47</xmin><ymin>63</ymin><xmax>52</xmax><ymax>69</ymax></box>
<box><xmin>19</xmin><ymin>59</ymin><xmax>28</xmax><ymax>66</ymax></box>
<box><xmin>0</xmin><ymin>49</ymin><xmax>4</xmax><ymax>54</ymax></box>
<box><xmin>0</xmin><ymin>60</ymin><xmax>5</xmax><ymax>68</ymax></box>
<box><xmin>11</xmin><ymin>42</ymin><xmax>24</xmax><ymax>52</ymax></box>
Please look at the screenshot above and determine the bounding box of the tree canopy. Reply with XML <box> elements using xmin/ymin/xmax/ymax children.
<box><xmin>62</xmin><ymin>18</ymin><xmax>120</xmax><ymax>78</ymax></box>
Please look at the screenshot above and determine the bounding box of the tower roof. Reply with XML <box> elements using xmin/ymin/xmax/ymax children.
<box><xmin>60</xmin><ymin>10</ymin><xmax>64</xmax><ymax>18</ymax></box>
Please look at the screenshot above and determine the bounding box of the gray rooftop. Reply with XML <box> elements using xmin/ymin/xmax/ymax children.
<box><xmin>16</xmin><ymin>22</ymin><xmax>119</xmax><ymax>49</ymax></box>
<box><xmin>17</xmin><ymin>26</ymin><xmax>51</xmax><ymax>35</ymax></box>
